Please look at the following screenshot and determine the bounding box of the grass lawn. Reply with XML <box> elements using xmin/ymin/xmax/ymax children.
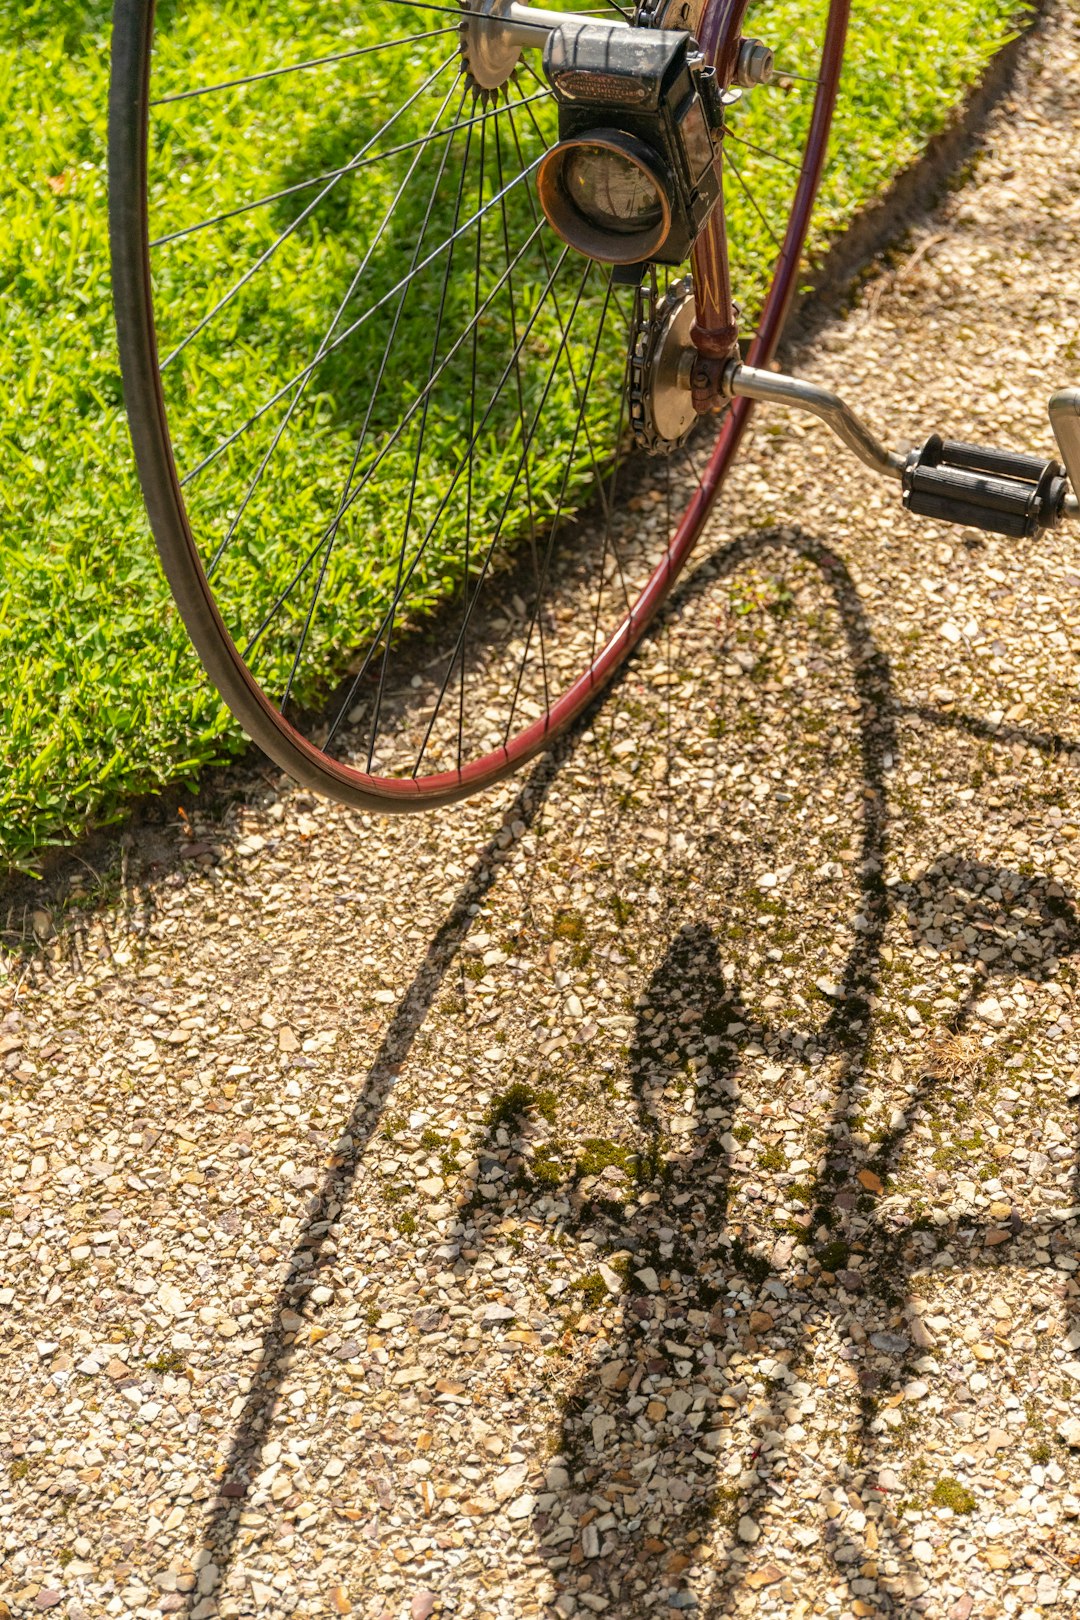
<box><xmin>0</xmin><ymin>0</ymin><xmax>1024</xmax><ymax>874</ymax></box>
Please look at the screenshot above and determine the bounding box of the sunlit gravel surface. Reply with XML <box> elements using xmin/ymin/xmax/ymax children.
<box><xmin>3</xmin><ymin>6</ymin><xmax>1080</xmax><ymax>1617</ymax></box>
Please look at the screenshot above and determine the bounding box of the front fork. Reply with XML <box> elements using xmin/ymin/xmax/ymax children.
<box><xmin>687</xmin><ymin>0</ymin><xmax>751</xmax><ymax>408</ymax></box>
<box><xmin>688</xmin><ymin>0</ymin><xmax>852</xmax><ymax>410</ymax></box>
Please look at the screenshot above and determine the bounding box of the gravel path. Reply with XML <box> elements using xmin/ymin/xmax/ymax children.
<box><xmin>5</xmin><ymin>8</ymin><xmax>1080</xmax><ymax>1617</ymax></box>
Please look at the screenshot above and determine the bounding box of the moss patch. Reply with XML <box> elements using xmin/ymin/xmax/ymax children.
<box><xmin>931</xmin><ymin>1477</ymin><xmax>976</xmax><ymax>1514</ymax></box>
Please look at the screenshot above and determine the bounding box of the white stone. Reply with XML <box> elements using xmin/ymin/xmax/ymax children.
<box><xmin>157</xmin><ymin>1281</ymin><xmax>187</xmax><ymax>1318</ymax></box>
<box><xmin>1058</xmin><ymin>1417</ymin><xmax>1080</xmax><ymax>1449</ymax></box>
<box><xmin>592</xmin><ymin>1415</ymin><xmax>615</xmax><ymax>1448</ymax></box>
<box><xmin>493</xmin><ymin>1462</ymin><xmax>528</xmax><ymax>1502</ymax></box>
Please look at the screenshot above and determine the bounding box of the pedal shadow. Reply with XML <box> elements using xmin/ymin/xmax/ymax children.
<box><xmin>178</xmin><ymin>525</ymin><xmax>1080</xmax><ymax>1618</ymax></box>
<box><xmin>513</xmin><ymin>535</ymin><xmax>1080</xmax><ymax>1616</ymax></box>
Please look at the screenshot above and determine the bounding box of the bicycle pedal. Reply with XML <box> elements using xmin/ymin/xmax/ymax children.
<box><xmin>902</xmin><ymin>435</ymin><xmax>1068</xmax><ymax>539</ymax></box>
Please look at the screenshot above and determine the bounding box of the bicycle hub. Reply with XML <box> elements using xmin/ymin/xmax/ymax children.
<box><xmin>536</xmin><ymin>22</ymin><xmax>725</xmax><ymax>267</ymax></box>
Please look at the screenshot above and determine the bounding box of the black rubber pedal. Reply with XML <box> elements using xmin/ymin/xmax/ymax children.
<box><xmin>935</xmin><ymin>439</ymin><xmax>1051</xmax><ymax>485</ymax></box>
<box><xmin>902</xmin><ymin>434</ymin><xmax>1067</xmax><ymax>538</ymax></box>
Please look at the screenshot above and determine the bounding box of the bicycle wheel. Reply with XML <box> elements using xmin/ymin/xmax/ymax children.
<box><xmin>109</xmin><ymin>0</ymin><xmax>848</xmax><ymax>810</ymax></box>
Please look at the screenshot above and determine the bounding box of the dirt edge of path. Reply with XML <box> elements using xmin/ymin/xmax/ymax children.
<box><xmin>785</xmin><ymin>0</ymin><xmax>1049</xmax><ymax>352</ymax></box>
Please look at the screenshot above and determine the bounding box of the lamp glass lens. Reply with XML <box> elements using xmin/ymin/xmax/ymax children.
<box><xmin>562</xmin><ymin>143</ymin><xmax>664</xmax><ymax>236</ymax></box>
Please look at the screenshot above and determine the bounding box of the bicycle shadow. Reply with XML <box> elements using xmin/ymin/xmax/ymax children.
<box><xmin>518</xmin><ymin>924</ymin><xmax>765</xmax><ymax>1610</ymax></box>
<box><xmin>461</xmin><ymin>841</ymin><xmax>1079</xmax><ymax>1616</ymax></box>
<box><xmin>828</xmin><ymin>857</ymin><xmax>1080</xmax><ymax>1613</ymax></box>
<box><xmin>509</xmin><ymin>528</ymin><xmax>895</xmax><ymax>1610</ymax></box>
<box><xmin>492</xmin><ymin>533</ymin><xmax>1080</xmax><ymax>1615</ymax></box>
<box><xmin>179</xmin><ymin>525</ymin><xmax>1080</xmax><ymax>1617</ymax></box>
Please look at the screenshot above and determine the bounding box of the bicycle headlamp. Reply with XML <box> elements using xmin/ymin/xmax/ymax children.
<box><xmin>537</xmin><ymin>21</ymin><xmax>724</xmax><ymax>267</ymax></box>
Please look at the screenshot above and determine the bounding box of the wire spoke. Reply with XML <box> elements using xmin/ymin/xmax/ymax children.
<box><xmin>493</xmin><ymin>115</ymin><xmax>549</xmax><ymax>724</ymax></box>
<box><xmin>503</xmin><ymin>272</ymin><xmax>615</xmax><ymax>747</ymax></box>
<box><xmin>724</xmin><ymin>129</ymin><xmax>802</xmax><ymax>172</ymax></box>
<box><xmin>771</xmin><ymin>65</ymin><xmax>819</xmax><ymax>85</ymax></box>
<box><xmin>511</xmin><ymin>94</ymin><xmax>637</xmax><ymax>609</ymax></box>
<box><xmin>508</xmin><ymin>103</ymin><xmax>608</xmax><ymax>502</ymax></box>
<box><xmin>412</xmin><ymin>259</ymin><xmax>595</xmax><ymax>772</ymax></box>
<box><xmin>726</xmin><ymin>150</ymin><xmax>784</xmax><ymax>253</ymax></box>
<box><xmin>276</xmin><ymin>87</ymin><xmax>469</xmax><ymax>710</ymax></box>
<box><xmin>518</xmin><ymin>56</ymin><xmax>555</xmax><ymax>96</ymax></box>
<box><xmin>206</xmin><ymin>77</ymin><xmax>462</xmax><ymax>586</ymax></box>
<box><xmin>524</xmin><ymin>113</ymin><xmax>639</xmax><ymax>620</ymax></box>
<box><xmin>596</xmin><ymin>287</ymin><xmax>637</xmax><ymax>616</ymax></box>
<box><xmin>509</xmin><ymin>95</ymin><xmax>616</xmax><ymax>524</ymax></box>
<box><xmin>150</xmin><ymin>90</ymin><xmax>549</xmax><ymax>250</ymax></box>
<box><xmin>322</xmin><ymin>243</ymin><xmax>573</xmax><ymax>754</ymax></box>
<box><xmin>587</xmin><ymin>284</ymin><xmax>636</xmax><ymax>662</ymax></box>
<box><xmin>455</xmin><ymin>119</ymin><xmax>487</xmax><ymax>772</ymax></box>
<box><xmin>239</xmin><ymin>216</ymin><xmax>552</xmax><ymax>665</ymax></box>
<box><xmin>160</xmin><ymin>52</ymin><xmax>458</xmax><ymax>371</ymax></box>
<box><xmin>591</xmin><ymin>280</ymin><xmax>644</xmax><ymax>628</ymax></box>
<box><xmin>364</xmin><ymin>114</ymin><xmax>477</xmax><ymax>768</ymax></box>
<box><xmin>681</xmin><ymin>435</ymin><xmax>707</xmax><ymax>489</ymax></box>
<box><xmin>180</xmin><ymin>146</ymin><xmax>544</xmax><ymax>486</ymax></box>
<box><xmin>150</xmin><ymin>30</ymin><xmax>457</xmax><ymax>105</ymax></box>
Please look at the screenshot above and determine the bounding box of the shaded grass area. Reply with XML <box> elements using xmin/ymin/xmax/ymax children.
<box><xmin>0</xmin><ymin>0</ymin><xmax>1025</xmax><ymax>872</ymax></box>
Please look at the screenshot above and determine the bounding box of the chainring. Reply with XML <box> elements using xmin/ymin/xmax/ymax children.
<box><xmin>629</xmin><ymin>274</ymin><xmax>705</xmax><ymax>455</ymax></box>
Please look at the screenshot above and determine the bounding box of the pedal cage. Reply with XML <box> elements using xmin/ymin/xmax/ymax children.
<box><xmin>902</xmin><ymin>435</ymin><xmax>1068</xmax><ymax>539</ymax></box>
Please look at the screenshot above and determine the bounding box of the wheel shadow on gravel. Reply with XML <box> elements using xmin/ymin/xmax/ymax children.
<box><xmin>182</xmin><ymin>523</ymin><xmax>1080</xmax><ymax>1618</ymax></box>
<box><xmin>176</xmin><ymin>745</ymin><xmax>567</xmax><ymax>1617</ymax></box>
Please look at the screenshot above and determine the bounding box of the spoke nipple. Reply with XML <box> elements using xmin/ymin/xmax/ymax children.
<box><xmin>735</xmin><ymin>38</ymin><xmax>774</xmax><ymax>87</ymax></box>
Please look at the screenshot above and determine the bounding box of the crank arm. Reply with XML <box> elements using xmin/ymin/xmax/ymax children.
<box><xmin>723</xmin><ymin>362</ymin><xmax>1080</xmax><ymax>539</ymax></box>
<box><xmin>473</xmin><ymin>0</ymin><xmax>621</xmax><ymax>51</ymax></box>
